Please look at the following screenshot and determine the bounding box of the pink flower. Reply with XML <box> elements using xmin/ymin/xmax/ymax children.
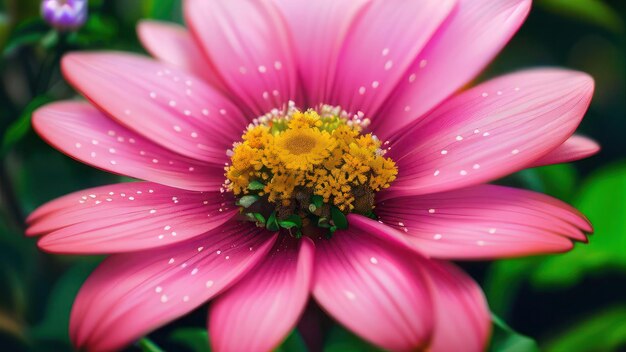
<box><xmin>27</xmin><ymin>1</ymin><xmax>599</xmax><ymax>351</ymax></box>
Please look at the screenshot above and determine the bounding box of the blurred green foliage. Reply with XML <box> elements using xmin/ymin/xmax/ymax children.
<box><xmin>0</xmin><ymin>0</ymin><xmax>625</xmax><ymax>351</ymax></box>
<box><xmin>489</xmin><ymin>315</ymin><xmax>540</xmax><ymax>352</ymax></box>
<box><xmin>544</xmin><ymin>306</ymin><xmax>626</xmax><ymax>352</ymax></box>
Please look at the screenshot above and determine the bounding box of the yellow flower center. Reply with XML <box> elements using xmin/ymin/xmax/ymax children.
<box><xmin>281</xmin><ymin>131</ymin><xmax>317</xmax><ymax>155</ymax></box>
<box><xmin>225</xmin><ymin>105</ymin><xmax>397</xmax><ymax>237</ymax></box>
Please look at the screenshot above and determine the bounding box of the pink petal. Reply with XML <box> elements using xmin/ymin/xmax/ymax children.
<box><xmin>384</xmin><ymin>69</ymin><xmax>594</xmax><ymax>198</ymax></box>
<box><xmin>184</xmin><ymin>0</ymin><xmax>301</xmax><ymax>116</ymax></box>
<box><xmin>70</xmin><ymin>221</ymin><xmax>277</xmax><ymax>352</ymax></box>
<box><xmin>272</xmin><ymin>0</ymin><xmax>370</xmax><ymax>106</ymax></box>
<box><xmin>531</xmin><ymin>135</ymin><xmax>600</xmax><ymax>167</ymax></box>
<box><xmin>61</xmin><ymin>52</ymin><xmax>247</xmax><ymax>163</ymax></box>
<box><xmin>33</xmin><ymin>102</ymin><xmax>224</xmax><ymax>191</ymax></box>
<box><xmin>377</xmin><ymin>185</ymin><xmax>592</xmax><ymax>260</ymax></box>
<box><xmin>421</xmin><ymin>260</ymin><xmax>491</xmax><ymax>352</ymax></box>
<box><xmin>373</xmin><ymin>0</ymin><xmax>531</xmax><ymax>137</ymax></box>
<box><xmin>137</xmin><ymin>20</ymin><xmax>225</xmax><ymax>90</ymax></box>
<box><xmin>312</xmin><ymin>215</ymin><xmax>434</xmax><ymax>351</ymax></box>
<box><xmin>209</xmin><ymin>236</ymin><xmax>314</xmax><ymax>352</ymax></box>
<box><xmin>26</xmin><ymin>182</ymin><xmax>236</xmax><ymax>253</ymax></box>
<box><xmin>329</xmin><ymin>0</ymin><xmax>456</xmax><ymax>116</ymax></box>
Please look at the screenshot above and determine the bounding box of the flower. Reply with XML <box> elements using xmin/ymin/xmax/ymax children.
<box><xmin>27</xmin><ymin>0</ymin><xmax>599</xmax><ymax>351</ymax></box>
<box><xmin>41</xmin><ymin>0</ymin><xmax>87</xmax><ymax>31</ymax></box>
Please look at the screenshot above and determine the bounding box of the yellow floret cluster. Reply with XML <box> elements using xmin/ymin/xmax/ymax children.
<box><xmin>225</xmin><ymin>108</ymin><xmax>397</xmax><ymax>213</ymax></box>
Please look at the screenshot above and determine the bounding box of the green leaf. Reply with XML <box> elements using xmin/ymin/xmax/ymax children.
<box><xmin>532</xmin><ymin>164</ymin><xmax>578</xmax><ymax>201</ymax></box>
<box><xmin>138</xmin><ymin>338</ymin><xmax>165</xmax><ymax>352</ymax></box>
<box><xmin>237</xmin><ymin>195</ymin><xmax>259</xmax><ymax>208</ymax></box>
<box><xmin>324</xmin><ymin>324</ymin><xmax>383</xmax><ymax>352</ymax></box>
<box><xmin>275</xmin><ymin>330</ymin><xmax>307</xmax><ymax>352</ymax></box>
<box><xmin>170</xmin><ymin>327</ymin><xmax>210</xmax><ymax>352</ymax></box>
<box><xmin>544</xmin><ymin>306</ymin><xmax>626</xmax><ymax>352</ymax></box>
<box><xmin>330</xmin><ymin>207</ymin><xmax>348</xmax><ymax>230</ymax></box>
<box><xmin>40</xmin><ymin>30</ymin><xmax>59</xmax><ymax>49</ymax></box>
<box><xmin>517</xmin><ymin>164</ymin><xmax>578</xmax><ymax>201</ymax></box>
<box><xmin>278</xmin><ymin>215</ymin><xmax>302</xmax><ymax>229</ymax></box>
<box><xmin>317</xmin><ymin>217</ymin><xmax>330</xmax><ymax>228</ymax></box>
<box><xmin>489</xmin><ymin>314</ymin><xmax>540</xmax><ymax>352</ymax></box>
<box><xmin>248</xmin><ymin>180</ymin><xmax>266</xmax><ymax>191</ymax></box>
<box><xmin>2</xmin><ymin>18</ymin><xmax>49</xmax><ymax>55</ymax></box>
<box><xmin>1</xmin><ymin>96</ymin><xmax>53</xmax><ymax>156</ymax></box>
<box><xmin>537</xmin><ymin>0</ymin><xmax>624</xmax><ymax>33</ymax></box>
<box><xmin>483</xmin><ymin>258</ymin><xmax>542</xmax><ymax>317</ymax></box>
<box><xmin>266</xmin><ymin>211</ymin><xmax>279</xmax><ymax>231</ymax></box>
<box><xmin>31</xmin><ymin>261</ymin><xmax>100</xmax><ymax>342</ymax></box>
<box><xmin>253</xmin><ymin>213</ymin><xmax>266</xmax><ymax>224</ymax></box>
<box><xmin>529</xmin><ymin>162</ymin><xmax>626</xmax><ymax>288</ymax></box>
<box><xmin>311</xmin><ymin>195</ymin><xmax>324</xmax><ymax>209</ymax></box>
<box><xmin>143</xmin><ymin>0</ymin><xmax>184</xmax><ymax>23</ymax></box>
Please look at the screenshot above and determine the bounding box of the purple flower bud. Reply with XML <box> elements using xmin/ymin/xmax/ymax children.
<box><xmin>41</xmin><ymin>0</ymin><xmax>88</xmax><ymax>31</ymax></box>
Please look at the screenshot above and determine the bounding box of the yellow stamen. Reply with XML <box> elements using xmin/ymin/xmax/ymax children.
<box><xmin>225</xmin><ymin>108</ymin><xmax>397</xmax><ymax>214</ymax></box>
